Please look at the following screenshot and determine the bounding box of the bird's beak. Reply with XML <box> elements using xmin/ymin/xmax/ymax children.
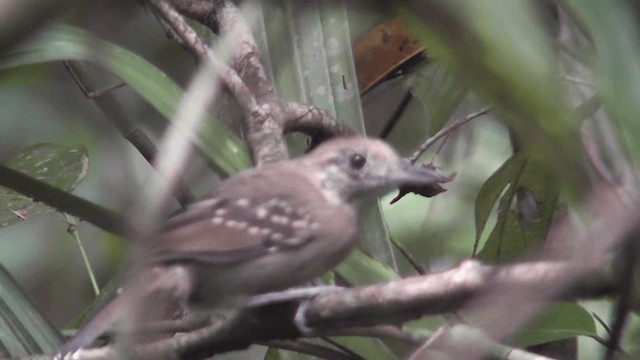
<box><xmin>391</xmin><ymin>160</ymin><xmax>453</xmax><ymax>187</ymax></box>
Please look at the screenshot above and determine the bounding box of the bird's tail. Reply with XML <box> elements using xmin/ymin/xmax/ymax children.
<box><xmin>58</xmin><ymin>265</ymin><xmax>193</xmax><ymax>356</ymax></box>
<box><xmin>58</xmin><ymin>290</ymin><xmax>128</xmax><ymax>355</ymax></box>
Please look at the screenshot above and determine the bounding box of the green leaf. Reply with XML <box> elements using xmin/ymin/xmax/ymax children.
<box><xmin>477</xmin><ymin>154</ymin><xmax>559</xmax><ymax>263</ymax></box>
<box><xmin>1</xmin><ymin>24</ymin><xmax>250</xmax><ymax>175</ymax></box>
<box><xmin>335</xmin><ymin>250</ymin><xmax>399</xmax><ymax>286</ymax></box>
<box><xmin>0</xmin><ymin>264</ymin><xmax>62</xmax><ymax>357</ymax></box>
<box><xmin>398</xmin><ymin>0</ymin><xmax>584</xmax><ymax>187</ymax></box>
<box><xmin>264</xmin><ymin>347</ymin><xmax>281</xmax><ymax>360</ymax></box>
<box><xmin>0</xmin><ymin>143</ymin><xmax>88</xmax><ymax>227</ymax></box>
<box><xmin>473</xmin><ymin>154</ymin><xmax>526</xmax><ymax>255</ymax></box>
<box><xmin>406</xmin><ymin>62</ymin><xmax>467</xmax><ymax>133</ymax></box>
<box><xmin>509</xmin><ymin>302</ymin><xmax>597</xmax><ymax>347</ymax></box>
<box><xmin>329</xmin><ymin>337</ymin><xmax>399</xmax><ymax>360</ymax></box>
<box><xmin>567</xmin><ymin>0</ymin><xmax>640</xmax><ymax>169</ymax></box>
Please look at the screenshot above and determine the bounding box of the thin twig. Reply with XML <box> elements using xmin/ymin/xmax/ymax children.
<box><xmin>63</xmin><ymin>60</ymin><xmax>195</xmax><ymax>206</ymax></box>
<box><xmin>64</xmin><ymin>213</ymin><xmax>100</xmax><ymax>296</ymax></box>
<box><xmin>148</xmin><ymin>0</ymin><xmax>258</xmax><ymax>113</ymax></box>
<box><xmin>408</xmin><ymin>107</ymin><xmax>490</xmax><ymax>163</ymax></box>
<box><xmin>380</xmin><ymin>90</ymin><xmax>413</xmax><ymax>139</ymax></box>
<box><xmin>407</xmin><ymin>326</ymin><xmax>447</xmax><ymax>360</ymax></box>
<box><xmin>390</xmin><ymin>236</ymin><xmax>428</xmax><ymax>275</ymax></box>
<box><xmin>604</xmin><ymin>241</ymin><xmax>638</xmax><ymax>360</ymax></box>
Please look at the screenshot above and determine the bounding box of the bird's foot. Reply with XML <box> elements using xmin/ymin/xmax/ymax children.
<box><xmin>247</xmin><ymin>285</ymin><xmax>343</xmax><ymax>307</ymax></box>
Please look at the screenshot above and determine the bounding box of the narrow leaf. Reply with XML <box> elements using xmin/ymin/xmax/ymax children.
<box><xmin>0</xmin><ymin>265</ymin><xmax>62</xmax><ymax>357</ymax></box>
<box><xmin>1</xmin><ymin>24</ymin><xmax>250</xmax><ymax>175</ymax></box>
<box><xmin>509</xmin><ymin>302</ymin><xmax>597</xmax><ymax>347</ymax></box>
<box><xmin>473</xmin><ymin>154</ymin><xmax>526</xmax><ymax>254</ymax></box>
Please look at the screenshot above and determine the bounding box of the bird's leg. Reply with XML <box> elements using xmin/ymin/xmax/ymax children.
<box><xmin>247</xmin><ymin>286</ymin><xmax>344</xmax><ymax>307</ymax></box>
<box><xmin>141</xmin><ymin>312</ymin><xmax>213</xmax><ymax>336</ymax></box>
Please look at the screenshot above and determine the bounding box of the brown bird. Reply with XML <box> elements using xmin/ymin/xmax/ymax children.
<box><xmin>59</xmin><ymin>136</ymin><xmax>450</xmax><ymax>355</ymax></box>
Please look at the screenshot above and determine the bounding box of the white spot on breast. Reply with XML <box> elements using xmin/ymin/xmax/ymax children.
<box><xmin>256</xmin><ymin>207</ymin><xmax>268</xmax><ymax>219</ymax></box>
<box><xmin>248</xmin><ymin>226</ymin><xmax>261</xmax><ymax>236</ymax></box>
<box><xmin>292</xmin><ymin>220</ymin><xmax>308</xmax><ymax>229</ymax></box>
<box><xmin>283</xmin><ymin>237</ymin><xmax>303</xmax><ymax>245</ymax></box>
<box><xmin>270</xmin><ymin>215</ymin><xmax>289</xmax><ymax>225</ymax></box>
<box><xmin>235</xmin><ymin>198</ymin><xmax>250</xmax><ymax>207</ymax></box>
<box><xmin>215</xmin><ymin>208</ymin><xmax>227</xmax><ymax>216</ymax></box>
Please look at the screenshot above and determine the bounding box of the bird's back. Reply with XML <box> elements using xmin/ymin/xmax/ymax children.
<box><xmin>152</xmin><ymin>162</ymin><xmax>358</xmax><ymax>304</ymax></box>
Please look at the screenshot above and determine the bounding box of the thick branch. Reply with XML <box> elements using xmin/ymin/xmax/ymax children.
<box><xmin>49</xmin><ymin>257</ymin><xmax>615</xmax><ymax>360</ymax></box>
<box><xmin>301</xmin><ymin>259</ymin><xmax>613</xmax><ymax>330</ymax></box>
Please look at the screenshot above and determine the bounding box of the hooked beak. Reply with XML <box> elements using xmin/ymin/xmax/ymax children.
<box><xmin>392</xmin><ymin>159</ymin><xmax>453</xmax><ymax>186</ymax></box>
<box><xmin>387</xmin><ymin>160</ymin><xmax>455</xmax><ymax>204</ymax></box>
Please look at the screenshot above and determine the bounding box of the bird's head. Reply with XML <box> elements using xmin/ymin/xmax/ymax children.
<box><xmin>301</xmin><ymin>136</ymin><xmax>450</xmax><ymax>203</ymax></box>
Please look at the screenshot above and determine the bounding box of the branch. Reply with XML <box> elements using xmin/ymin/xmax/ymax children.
<box><xmin>408</xmin><ymin>107</ymin><xmax>490</xmax><ymax>163</ymax></box>
<box><xmin>148</xmin><ymin>0</ymin><xmax>258</xmax><ymax>114</ymax></box>
<box><xmin>300</xmin><ymin>259</ymin><xmax>613</xmax><ymax>330</ymax></box>
<box><xmin>62</xmin><ymin>61</ymin><xmax>195</xmax><ymax>206</ymax></box>
<box><xmin>283</xmin><ymin>102</ymin><xmax>355</xmax><ymax>146</ymax></box>
<box><xmin>0</xmin><ymin>163</ymin><xmax>125</xmax><ymax>235</ymax></box>
<box><xmin>46</xmin><ymin>257</ymin><xmax>616</xmax><ymax>360</ymax></box>
<box><xmin>161</xmin><ymin>0</ymin><xmax>346</xmax><ymax>164</ymax></box>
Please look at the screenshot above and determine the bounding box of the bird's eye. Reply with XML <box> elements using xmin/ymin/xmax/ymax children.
<box><xmin>349</xmin><ymin>153</ymin><xmax>367</xmax><ymax>169</ymax></box>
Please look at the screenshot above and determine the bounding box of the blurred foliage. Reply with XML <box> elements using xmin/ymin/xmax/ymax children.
<box><xmin>0</xmin><ymin>0</ymin><xmax>639</xmax><ymax>359</ymax></box>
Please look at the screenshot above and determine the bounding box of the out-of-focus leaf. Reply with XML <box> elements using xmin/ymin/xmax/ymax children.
<box><xmin>264</xmin><ymin>347</ymin><xmax>281</xmax><ymax>360</ymax></box>
<box><xmin>567</xmin><ymin>0</ymin><xmax>640</xmax><ymax>169</ymax></box>
<box><xmin>0</xmin><ymin>264</ymin><xmax>62</xmax><ymax>357</ymax></box>
<box><xmin>574</xmin><ymin>94</ymin><xmax>602</xmax><ymax>122</ymax></box>
<box><xmin>0</xmin><ymin>143</ymin><xmax>88</xmax><ymax>227</ymax></box>
<box><xmin>477</xmin><ymin>154</ymin><xmax>559</xmax><ymax>263</ymax></box>
<box><xmin>0</xmin><ymin>0</ymin><xmax>72</xmax><ymax>56</ymax></box>
<box><xmin>398</xmin><ymin>0</ymin><xmax>583</xmax><ymax>188</ymax></box>
<box><xmin>406</xmin><ymin>62</ymin><xmax>467</xmax><ymax>133</ymax></box>
<box><xmin>330</xmin><ymin>337</ymin><xmax>399</xmax><ymax>360</ymax></box>
<box><xmin>335</xmin><ymin>249</ymin><xmax>399</xmax><ymax>285</ymax></box>
<box><xmin>1</xmin><ymin>24</ymin><xmax>250</xmax><ymax>175</ymax></box>
<box><xmin>509</xmin><ymin>302</ymin><xmax>597</xmax><ymax>347</ymax></box>
<box><xmin>473</xmin><ymin>154</ymin><xmax>526</xmax><ymax>254</ymax></box>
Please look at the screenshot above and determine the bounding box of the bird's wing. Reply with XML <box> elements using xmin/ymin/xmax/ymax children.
<box><xmin>154</xmin><ymin>167</ymin><xmax>322</xmax><ymax>264</ymax></box>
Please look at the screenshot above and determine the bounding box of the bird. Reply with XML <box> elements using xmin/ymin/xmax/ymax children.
<box><xmin>59</xmin><ymin>136</ymin><xmax>451</xmax><ymax>355</ymax></box>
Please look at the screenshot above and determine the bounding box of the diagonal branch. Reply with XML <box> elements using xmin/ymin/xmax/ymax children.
<box><xmin>0</xmin><ymin>164</ymin><xmax>125</xmax><ymax>236</ymax></box>
<box><xmin>48</xmin><ymin>255</ymin><xmax>617</xmax><ymax>360</ymax></box>
<box><xmin>158</xmin><ymin>0</ymin><xmax>349</xmax><ymax>165</ymax></box>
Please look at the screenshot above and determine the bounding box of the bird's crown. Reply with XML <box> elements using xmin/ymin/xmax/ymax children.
<box><xmin>299</xmin><ymin>136</ymin><xmax>446</xmax><ymax>202</ymax></box>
